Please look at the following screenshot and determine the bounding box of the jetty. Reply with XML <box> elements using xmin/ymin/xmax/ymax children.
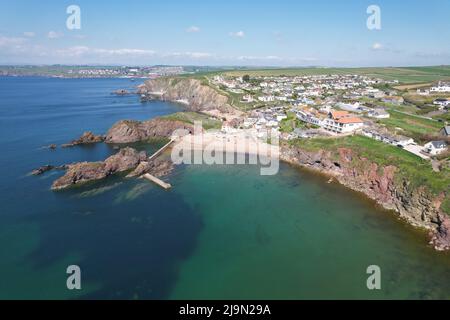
<box><xmin>142</xmin><ymin>173</ymin><xmax>172</xmax><ymax>190</ymax></box>
<box><xmin>142</xmin><ymin>137</ymin><xmax>177</xmax><ymax>189</ymax></box>
<box><xmin>148</xmin><ymin>138</ymin><xmax>176</xmax><ymax>161</ymax></box>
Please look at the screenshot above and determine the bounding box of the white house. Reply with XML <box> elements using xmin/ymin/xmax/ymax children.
<box><xmin>430</xmin><ymin>82</ymin><xmax>450</xmax><ymax>93</ymax></box>
<box><xmin>242</xmin><ymin>94</ymin><xmax>255</xmax><ymax>103</ymax></box>
<box><xmin>433</xmin><ymin>98</ymin><xmax>450</xmax><ymax>109</ymax></box>
<box><xmin>423</xmin><ymin>141</ymin><xmax>448</xmax><ymax>156</ymax></box>
<box><xmin>367</xmin><ymin>109</ymin><xmax>390</xmax><ymax>119</ymax></box>
<box><xmin>258</xmin><ymin>96</ymin><xmax>275</xmax><ymax>102</ymax></box>
<box><xmin>323</xmin><ymin>111</ymin><xmax>364</xmax><ymax>134</ymax></box>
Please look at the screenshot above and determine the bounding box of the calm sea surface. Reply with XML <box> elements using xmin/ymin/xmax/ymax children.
<box><xmin>0</xmin><ymin>77</ymin><xmax>449</xmax><ymax>299</ymax></box>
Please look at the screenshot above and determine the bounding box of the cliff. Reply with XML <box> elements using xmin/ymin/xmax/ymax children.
<box><xmin>105</xmin><ymin>118</ymin><xmax>195</xmax><ymax>144</ymax></box>
<box><xmin>281</xmin><ymin>145</ymin><xmax>450</xmax><ymax>251</ymax></box>
<box><xmin>138</xmin><ymin>77</ymin><xmax>233</xmax><ymax>113</ymax></box>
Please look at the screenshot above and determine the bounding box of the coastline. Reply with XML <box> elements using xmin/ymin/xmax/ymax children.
<box><xmin>134</xmin><ymin>76</ymin><xmax>450</xmax><ymax>251</ymax></box>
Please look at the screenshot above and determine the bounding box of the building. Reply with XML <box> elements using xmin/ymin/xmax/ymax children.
<box><xmin>367</xmin><ymin>109</ymin><xmax>390</xmax><ymax>119</ymax></box>
<box><xmin>323</xmin><ymin>111</ymin><xmax>364</xmax><ymax>134</ymax></box>
<box><xmin>423</xmin><ymin>141</ymin><xmax>448</xmax><ymax>156</ymax></box>
<box><xmin>430</xmin><ymin>82</ymin><xmax>450</xmax><ymax>93</ymax></box>
<box><xmin>439</xmin><ymin>126</ymin><xmax>450</xmax><ymax>137</ymax></box>
<box><xmin>382</xmin><ymin>96</ymin><xmax>404</xmax><ymax>105</ymax></box>
<box><xmin>362</xmin><ymin>129</ymin><xmax>414</xmax><ymax>147</ymax></box>
<box><xmin>433</xmin><ymin>98</ymin><xmax>450</xmax><ymax>109</ymax></box>
<box><xmin>242</xmin><ymin>94</ymin><xmax>255</xmax><ymax>103</ymax></box>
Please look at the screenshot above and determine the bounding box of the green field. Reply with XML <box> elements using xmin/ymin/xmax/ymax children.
<box><xmin>289</xmin><ymin>135</ymin><xmax>450</xmax><ymax>213</ymax></box>
<box><xmin>378</xmin><ymin>110</ymin><xmax>442</xmax><ymax>142</ymax></box>
<box><xmin>161</xmin><ymin>112</ymin><xmax>222</xmax><ymax>130</ymax></box>
<box><xmin>221</xmin><ymin>66</ymin><xmax>450</xmax><ymax>84</ymax></box>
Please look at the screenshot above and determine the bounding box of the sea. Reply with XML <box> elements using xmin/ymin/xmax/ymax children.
<box><xmin>0</xmin><ymin>77</ymin><xmax>449</xmax><ymax>299</ymax></box>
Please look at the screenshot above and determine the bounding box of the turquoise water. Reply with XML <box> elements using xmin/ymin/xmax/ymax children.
<box><xmin>0</xmin><ymin>77</ymin><xmax>449</xmax><ymax>299</ymax></box>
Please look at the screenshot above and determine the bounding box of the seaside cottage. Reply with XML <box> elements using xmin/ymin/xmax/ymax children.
<box><xmin>423</xmin><ymin>141</ymin><xmax>448</xmax><ymax>156</ymax></box>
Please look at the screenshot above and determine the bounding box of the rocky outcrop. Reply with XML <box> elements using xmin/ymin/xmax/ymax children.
<box><xmin>113</xmin><ymin>89</ymin><xmax>130</xmax><ymax>96</ymax></box>
<box><xmin>281</xmin><ymin>145</ymin><xmax>449</xmax><ymax>250</ymax></box>
<box><xmin>62</xmin><ymin>131</ymin><xmax>105</xmax><ymax>148</ymax></box>
<box><xmin>105</xmin><ymin>118</ymin><xmax>195</xmax><ymax>144</ymax></box>
<box><xmin>138</xmin><ymin>78</ymin><xmax>233</xmax><ymax>113</ymax></box>
<box><xmin>430</xmin><ymin>213</ymin><xmax>450</xmax><ymax>251</ymax></box>
<box><xmin>126</xmin><ymin>158</ymin><xmax>174</xmax><ymax>178</ymax></box>
<box><xmin>31</xmin><ymin>164</ymin><xmax>67</xmax><ymax>175</ymax></box>
<box><xmin>52</xmin><ymin>147</ymin><xmax>147</xmax><ymax>190</ymax></box>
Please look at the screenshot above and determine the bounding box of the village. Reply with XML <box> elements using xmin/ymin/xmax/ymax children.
<box><xmin>211</xmin><ymin>74</ymin><xmax>450</xmax><ymax>160</ymax></box>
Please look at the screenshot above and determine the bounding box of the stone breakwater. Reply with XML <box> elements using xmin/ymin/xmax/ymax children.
<box><xmin>280</xmin><ymin>145</ymin><xmax>450</xmax><ymax>251</ymax></box>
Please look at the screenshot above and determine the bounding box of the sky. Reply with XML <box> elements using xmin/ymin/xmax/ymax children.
<box><xmin>0</xmin><ymin>0</ymin><xmax>449</xmax><ymax>67</ymax></box>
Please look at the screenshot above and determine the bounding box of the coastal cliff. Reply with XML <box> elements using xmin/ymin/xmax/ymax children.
<box><xmin>138</xmin><ymin>78</ymin><xmax>233</xmax><ymax>113</ymax></box>
<box><xmin>105</xmin><ymin>118</ymin><xmax>195</xmax><ymax>144</ymax></box>
<box><xmin>281</xmin><ymin>145</ymin><xmax>450</xmax><ymax>251</ymax></box>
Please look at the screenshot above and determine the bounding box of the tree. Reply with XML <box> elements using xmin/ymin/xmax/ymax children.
<box><xmin>242</xmin><ymin>74</ymin><xmax>250</xmax><ymax>82</ymax></box>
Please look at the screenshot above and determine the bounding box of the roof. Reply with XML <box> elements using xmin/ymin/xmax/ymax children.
<box><xmin>337</xmin><ymin>117</ymin><xmax>364</xmax><ymax>124</ymax></box>
<box><xmin>442</xmin><ymin>126</ymin><xmax>450</xmax><ymax>135</ymax></box>
<box><xmin>428</xmin><ymin>140</ymin><xmax>447</xmax><ymax>149</ymax></box>
<box><xmin>330</xmin><ymin>111</ymin><xmax>349</xmax><ymax>119</ymax></box>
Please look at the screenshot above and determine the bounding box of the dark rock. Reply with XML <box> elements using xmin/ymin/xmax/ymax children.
<box><xmin>113</xmin><ymin>89</ymin><xmax>130</xmax><ymax>96</ymax></box>
<box><xmin>44</xmin><ymin>144</ymin><xmax>57</xmax><ymax>150</ymax></box>
<box><xmin>31</xmin><ymin>165</ymin><xmax>54</xmax><ymax>175</ymax></box>
<box><xmin>52</xmin><ymin>147</ymin><xmax>147</xmax><ymax>190</ymax></box>
<box><xmin>62</xmin><ymin>131</ymin><xmax>105</xmax><ymax>148</ymax></box>
<box><xmin>105</xmin><ymin>118</ymin><xmax>195</xmax><ymax>144</ymax></box>
<box><xmin>127</xmin><ymin>158</ymin><xmax>174</xmax><ymax>178</ymax></box>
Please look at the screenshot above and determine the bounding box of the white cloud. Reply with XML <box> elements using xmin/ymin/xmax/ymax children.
<box><xmin>229</xmin><ymin>31</ymin><xmax>245</xmax><ymax>38</ymax></box>
<box><xmin>93</xmin><ymin>48</ymin><xmax>156</xmax><ymax>56</ymax></box>
<box><xmin>237</xmin><ymin>55</ymin><xmax>282</xmax><ymax>61</ymax></box>
<box><xmin>164</xmin><ymin>52</ymin><xmax>213</xmax><ymax>59</ymax></box>
<box><xmin>47</xmin><ymin>31</ymin><xmax>63</xmax><ymax>39</ymax></box>
<box><xmin>23</xmin><ymin>32</ymin><xmax>35</xmax><ymax>37</ymax></box>
<box><xmin>0</xmin><ymin>35</ymin><xmax>27</xmax><ymax>47</ymax></box>
<box><xmin>372</xmin><ymin>42</ymin><xmax>383</xmax><ymax>50</ymax></box>
<box><xmin>55</xmin><ymin>47</ymin><xmax>156</xmax><ymax>58</ymax></box>
<box><xmin>186</xmin><ymin>26</ymin><xmax>200</xmax><ymax>33</ymax></box>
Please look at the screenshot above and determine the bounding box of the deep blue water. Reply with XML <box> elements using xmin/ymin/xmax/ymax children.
<box><xmin>0</xmin><ymin>77</ymin><xmax>449</xmax><ymax>300</ymax></box>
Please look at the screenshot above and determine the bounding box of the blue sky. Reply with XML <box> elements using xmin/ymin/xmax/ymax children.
<box><xmin>0</xmin><ymin>0</ymin><xmax>449</xmax><ymax>66</ymax></box>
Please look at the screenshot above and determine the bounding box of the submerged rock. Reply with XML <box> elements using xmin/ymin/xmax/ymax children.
<box><xmin>52</xmin><ymin>147</ymin><xmax>147</xmax><ymax>190</ymax></box>
<box><xmin>44</xmin><ymin>144</ymin><xmax>57</xmax><ymax>150</ymax></box>
<box><xmin>31</xmin><ymin>164</ymin><xmax>67</xmax><ymax>175</ymax></box>
<box><xmin>105</xmin><ymin>118</ymin><xmax>194</xmax><ymax>144</ymax></box>
<box><xmin>31</xmin><ymin>165</ymin><xmax>54</xmax><ymax>176</ymax></box>
<box><xmin>113</xmin><ymin>89</ymin><xmax>130</xmax><ymax>96</ymax></box>
<box><xmin>61</xmin><ymin>131</ymin><xmax>105</xmax><ymax>148</ymax></box>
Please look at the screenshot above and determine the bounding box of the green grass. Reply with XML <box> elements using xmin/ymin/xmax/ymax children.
<box><xmin>161</xmin><ymin>112</ymin><xmax>222</xmax><ymax>130</ymax></box>
<box><xmin>289</xmin><ymin>136</ymin><xmax>449</xmax><ymax>211</ymax></box>
<box><xmin>221</xmin><ymin>66</ymin><xmax>450</xmax><ymax>84</ymax></box>
<box><xmin>378</xmin><ymin>110</ymin><xmax>442</xmax><ymax>142</ymax></box>
<box><xmin>279</xmin><ymin>112</ymin><xmax>308</xmax><ymax>133</ymax></box>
